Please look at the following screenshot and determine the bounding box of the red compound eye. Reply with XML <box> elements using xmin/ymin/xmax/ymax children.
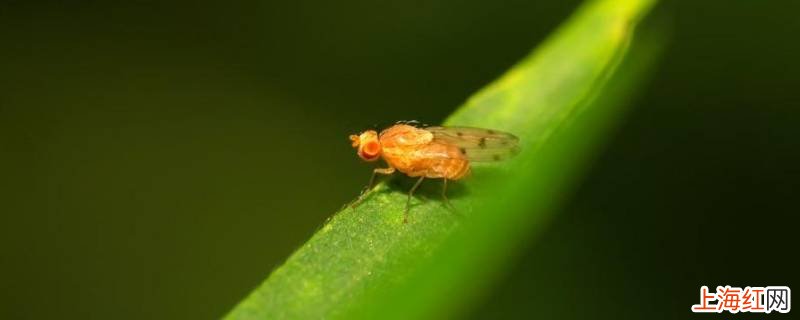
<box><xmin>361</xmin><ymin>141</ymin><xmax>380</xmax><ymax>159</ymax></box>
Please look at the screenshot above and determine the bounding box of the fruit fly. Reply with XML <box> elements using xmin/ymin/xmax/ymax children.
<box><xmin>349</xmin><ymin>123</ymin><xmax>520</xmax><ymax>222</ymax></box>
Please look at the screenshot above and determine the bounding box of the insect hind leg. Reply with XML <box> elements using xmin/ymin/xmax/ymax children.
<box><xmin>441</xmin><ymin>178</ymin><xmax>457</xmax><ymax>211</ymax></box>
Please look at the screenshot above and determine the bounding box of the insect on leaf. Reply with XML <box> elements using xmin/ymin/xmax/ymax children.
<box><xmin>225</xmin><ymin>0</ymin><xmax>662</xmax><ymax>319</ymax></box>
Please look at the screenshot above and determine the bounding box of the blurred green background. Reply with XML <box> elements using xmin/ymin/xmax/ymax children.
<box><xmin>1</xmin><ymin>1</ymin><xmax>798</xmax><ymax>319</ymax></box>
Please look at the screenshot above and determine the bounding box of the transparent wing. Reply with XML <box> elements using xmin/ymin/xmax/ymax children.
<box><xmin>426</xmin><ymin>126</ymin><xmax>520</xmax><ymax>162</ymax></box>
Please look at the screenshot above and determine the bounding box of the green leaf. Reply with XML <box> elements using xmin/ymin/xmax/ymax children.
<box><xmin>226</xmin><ymin>0</ymin><xmax>661</xmax><ymax>318</ymax></box>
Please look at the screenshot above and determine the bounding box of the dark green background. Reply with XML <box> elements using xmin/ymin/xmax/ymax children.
<box><xmin>1</xmin><ymin>1</ymin><xmax>797</xmax><ymax>319</ymax></box>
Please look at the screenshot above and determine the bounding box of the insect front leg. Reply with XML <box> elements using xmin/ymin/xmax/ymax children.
<box><xmin>367</xmin><ymin>167</ymin><xmax>395</xmax><ymax>191</ymax></box>
<box><xmin>351</xmin><ymin>167</ymin><xmax>395</xmax><ymax>208</ymax></box>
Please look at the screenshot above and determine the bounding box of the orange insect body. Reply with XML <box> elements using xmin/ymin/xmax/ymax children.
<box><xmin>379</xmin><ymin>124</ymin><xmax>470</xmax><ymax>180</ymax></box>
<box><xmin>350</xmin><ymin>123</ymin><xmax>519</xmax><ymax>180</ymax></box>
<box><xmin>349</xmin><ymin>123</ymin><xmax>519</xmax><ymax>222</ymax></box>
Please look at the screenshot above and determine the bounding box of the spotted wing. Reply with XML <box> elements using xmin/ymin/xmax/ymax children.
<box><xmin>426</xmin><ymin>126</ymin><xmax>520</xmax><ymax>162</ymax></box>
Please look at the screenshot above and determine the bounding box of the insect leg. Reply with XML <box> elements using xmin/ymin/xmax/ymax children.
<box><xmin>442</xmin><ymin>178</ymin><xmax>456</xmax><ymax>211</ymax></box>
<box><xmin>368</xmin><ymin>167</ymin><xmax>395</xmax><ymax>190</ymax></box>
<box><xmin>405</xmin><ymin>176</ymin><xmax>425</xmax><ymax>223</ymax></box>
<box><xmin>351</xmin><ymin>167</ymin><xmax>395</xmax><ymax>208</ymax></box>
